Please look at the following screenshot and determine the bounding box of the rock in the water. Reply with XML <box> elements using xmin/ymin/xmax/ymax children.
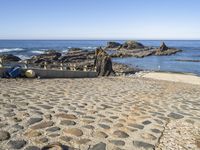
<box><xmin>0</xmin><ymin>131</ymin><xmax>10</xmax><ymax>141</ymax></box>
<box><xmin>0</xmin><ymin>54</ymin><xmax>21</xmax><ymax>62</ymax></box>
<box><xmin>159</xmin><ymin>42</ymin><xmax>168</xmax><ymax>51</ymax></box>
<box><xmin>94</xmin><ymin>47</ymin><xmax>115</xmax><ymax>76</ymax></box>
<box><xmin>106</xmin><ymin>41</ymin><xmax>122</xmax><ymax>49</ymax></box>
<box><xmin>90</xmin><ymin>142</ymin><xmax>106</xmax><ymax>150</ymax></box>
<box><xmin>8</xmin><ymin>140</ymin><xmax>27</xmax><ymax>149</ymax></box>
<box><xmin>121</xmin><ymin>41</ymin><xmax>145</xmax><ymax>50</ymax></box>
<box><xmin>28</xmin><ymin>50</ymin><xmax>61</xmax><ymax>64</ymax></box>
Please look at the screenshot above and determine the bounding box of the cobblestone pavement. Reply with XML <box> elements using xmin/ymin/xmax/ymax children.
<box><xmin>0</xmin><ymin>77</ymin><xmax>200</xmax><ymax>150</ymax></box>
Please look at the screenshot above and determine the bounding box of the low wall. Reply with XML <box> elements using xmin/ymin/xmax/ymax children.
<box><xmin>0</xmin><ymin>67</ymin><xmax>98</xmax><ymax>78</ymax></box>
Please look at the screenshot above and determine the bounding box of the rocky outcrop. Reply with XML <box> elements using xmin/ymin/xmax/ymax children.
<box><xmin>94</xmin><ymin>47</ymin><xmax>115</xmax><ymax>76</ymax></box>
<box><xmin>121</xmin><ymin>41</ymin><xmax>145</xmax><ymax>50</ymax></box>
<box><xmin>28</xmin><ymin>50</ymin><xmax>62</xmax><ymax>64</ymax></box>
<box><xmin>159</xmin><ymin>42</ymin><xmax>168</xmax><ymax>51</ymax></box>
<box><xmin>106</xmin><ymin>42</ymin><xmax>122</xmax><ymax>49</ymax></box>
<box><xmin>155</xmin><ymin>42</ymin><xmax>182</xmax><ymax>56</ymax></box>
<box><xmin>60</xmin><ymin>50</ymin><xmax>95</xmax><ymax>63</ymax></box>
<box><xmin>0</xmin><ymin>54</ymin><xmax>21</xmax><ymax>62</ymax></box>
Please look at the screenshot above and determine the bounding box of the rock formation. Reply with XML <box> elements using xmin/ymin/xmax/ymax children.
<box><xmin>28</xmin><ymin>50</ymin><xmax>61</xmax><ymax>64</ymax></box>
<box><xmin>121</xmin><ymin>41</ymin><xmax>145</xmax><ymax>50</ymax></box>
<box><xmin>0</xmin><ymin>54</ymin><xmax>21</xmax><ymax>62</ymax></box>
<box><xmin>159</xmin><ymin>42</ymin><xmax>168</xmax><ymax>51</ymax></box>
<box><xmin>106</xmin><ymin>42</ymin><xmax>122</xmax><ymax>49</ymax></box>
<box><xmin>94</xmin><ymin>47</ymin><xmax>115</xmax><ymax>76</ymax></box>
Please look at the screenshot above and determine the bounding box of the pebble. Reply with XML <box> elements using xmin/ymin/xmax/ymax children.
<box><xmin>113</xmin><ymin>130</ymin><xmax>129</xmax><ymax>138</ymax></box>
<box><xmin>55</xmin><ymin>113</ymin><xmax>77</xmax><ymax>119</ymax></box>
<box><xmin>110</xmin><ymin>140</ymin><xmax>125</xmax><ymax>146</ymax></box>
<box><xmin>64</xmin><ymin>128</ymin><xmax>83</xmax><ymax>137</ymax></box>
<box><xmin>60</xmin><ymin>120</ymin><xmax>76</xmax><ymax>126</ymax></box>
<box><xmin>8</xmin><ymin>140</ymin><xmax>27</xmax><ymax>149</ymax></box>
<box><xmin>133</xmin><ymin>141</ymin><xmax>155</xmax><ymax>149</ymax></box>
<box><xmin>90</xmin><ymin>142</ymin><xmax>106</xmax><ymax>150</ymax></box>
<box><xmin>167</xmin><ymin>112</ymin><xmax>184</xmax><ymax>119</ymax></box>
<box><xmin>31</xmin><ymin>121</ymin><xmax>54</xmax><ymax>130</ymax></box>
<box><xmin>0</xmin><ymin>131</ymin><xmax>10</xmax><ymax>141</ymax></box>
<box><xmin>27</xmin><ymin>118</ymin><xmax>43</xmax><ymax>125</ymax></box>
<box><xmin>93</xmin><ymin>131</ymin><xmax>108</xmax><ymax>138</ymax></box>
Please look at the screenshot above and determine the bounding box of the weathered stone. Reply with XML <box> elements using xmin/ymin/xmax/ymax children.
<box><xmin>60</xmin><ymin>136</ymin><xmax>73</xmax><ymax>142</ymax></box>
<box><xmin>38</xmin><ymin>105</ymin><xmax>53</xmax><ymax>109</ymax></box>
<box><xmin>31</xmin><ymin>121</ymin><xmax>54</xmax><ymax>130</ymax></box>
<box><xmin>93</xmin><ymin>131</ymin><xmax>108</xmax><ymax>138</ymax></box>
<box><xmin>110</xmin><ymin>140</ymin><xmax>125</xmax><ymax>146</ymax></box>
<box><xmin>128</xmin><ymin>123</ymin><xmax>144</xmax><ymax>129</ymax></box>
<box><xmin>8</xmin><ymin>140</ymin><xmax>27</xmax><ymax>149</ymax></box>
<box><xmin>90</xmin><ymin>142</ymin><xmax>106</xmax><ymax>150</ymax></box>
<box><xmin>167</xmin><ymin>112</ymin><xmax>184</xmax><ymax>119</ymax></box>
<box><xmin>0</xmin><ymin>131</ymin><xmax>10</xmax><ymax>141</ymax></box>
<box><xmin>133</xmin><ymin>141</ymin><xmax>155</xmax><ymax>149</ymax></box>
<box><xmin>142</xmin><ymin>120</ymin><xmax>152</xmax><ymax>125</ymax></box>
<box><xmin>76</xmin><ymin>139</ymin><xmax>91</xmax><ymax>145</ymax></box>
<box><xmin>113</xmin><ymin>130</ymin><xmax>129</xmax><ymax>138</ymax></box>
<box><xmin>106</xmin><ymin>41</ymin><xmax>122</xmax><ymax>49</ymax></box>
<box><xmin>151</xmin><ymin>129</ymin><xmax>161</xmax><ymax>133</ymax></box>
<box><xmin>35</xmin><ymin>137</ymin><xmax>48</xmax><ymax>144</ymax></box>
<box><xmin>83</xmin><ymin>125</ymin><xmax>95</xmax><ymax>129</ymax></box>
<box><xmin>55</xmin><ymin>113</ymin><xmax>77</xmax><ymax>119</ymax></box>
<box><xmin>25</xmin><ymin>146</ymin><xmax>40</xmax><ymax>150</ymax></box>
<box><xmin>64</xmin><ymin>128</ymin><xmax>83</xmax><ymax>137</ymax></box>
<box><xmin>48</xmin><ymin>133</ymin><xmax>60</xmax><ymax>137</ymax></box>
<box><xmin>46</xmin><ymin>127</ymin><xmax>60</xmax><ymax>132</ymax></box>
<box><xmin>60</xmin><ymin>120</ymin><xmax>76</xmax><ymax>126</ymax></box>
<box><xmin>141</xmin><ymin>133</ymin><xmax>157</xmax><ymax>140</ymax></box>
<box><xmin>27</xmin><ymin>118</ymin><xmax>43</xmax><ymax>125</ymax></box>
<box><xmin>98</xmin><ymin>124</ymin><xmax>110</xmax><ymax>129</ymax></box>
<box><xmin>24</xmin><ymin>130</ymin><xmax>42</xmax><ymax>137</ymax></box>
<box><xmin>121</xmin><ymin>41</ymin><xmax>145</xmax><ymax>50</ymax></box>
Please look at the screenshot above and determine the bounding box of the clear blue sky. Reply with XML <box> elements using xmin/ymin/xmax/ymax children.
<box><xmin>0</xmin><ymin>0</ymin><xmax>200</xmax><ymax>40</ymax></box>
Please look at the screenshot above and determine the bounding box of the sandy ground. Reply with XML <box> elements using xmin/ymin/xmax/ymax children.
<box><xmin>141</xmin><ymin>72</ymin><xmax>200</xmax><ymax>85</ymax></box>
<box><xmin>0</xmin><ymin>76</ymin><xmax>200</xmax><ymax>150</ymax></box>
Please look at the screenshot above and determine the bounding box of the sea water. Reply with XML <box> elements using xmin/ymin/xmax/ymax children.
<box><xmin>0</xmin><ymin>40</ymin><xmax>200</xmax><ymax>75</ymax></box>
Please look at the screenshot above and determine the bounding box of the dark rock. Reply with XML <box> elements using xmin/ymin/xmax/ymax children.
<box><xmin>0</xmin><ymin>54</ymin><xmax>21</xmax><ymax>62</ymax></box>
<box><xmin>25</xmin><ymin>146</ymin><xmax>41</xmax><ymax>150</ymax></box>
<box><xmin>110</xmin><ymin>140</ymin><xmax>125</xmax><ymax>146</ymax></box>
<box><xmin>113</xmin><ymin>130</ymin><xmax>129</xmax><ymax>138</ymax></box>
<box><xmin>94</xmin><ymin>47</ymin><xmax>115</xmax><ymax>76</ymax></box>
<box><xmin>98</xmin><ymin>124</ymin><xmax>110</xmax><ymax>129</ymax></box>
<box><xmin>68</xmin><ymin>47</ymin><xmax>82</xmax><ymax>52</ymax></box>
<box><xmin>106</xmin><ymin>41</ymin><xmax>122</xmax><ymax>49</ymax></box>
<box><xmin>60</xmin><ymin>120</ymin><xmax>76</xmax><ymax>126</ymax></box>
<box><xmin>46</xmin><ymin>127</ymin><xmax>60</xmax><ymax>132</ymax></box>
<box><xmin>27</xmin><ymin>118</ymin><xmax>43</xmax><ymax>125</ymax></box>
<box><xmin>159</xmin><ymin>42</ymin><xmax>168</xmax><ymax>51</ymax></box>
<box><xmin>28</xmin><ymin>50</ymin><xmax>61</xmax><ymax>64</ymax></box>
<box><xmin>133</xmin><ymin>141</ymin><xmax>155</xmax><ymax>149</ymax></box>
<box><xmin>0</xmin><ymin>131</ymin><xmax>10</xmax><ymax>141</ymax></box>
<box><xmin>8</xmin><ymin>140</ymin><xmax>27</xmax><ymax>149</ymax></box>
<box><xmin>31</xmin><ymin>121</ymin><xmax>54</xmax><ymax>130</ymax></box>
<box><xmin>90</xmin><ymin>142</ymin><xmax>106</xmax><ymax>150</ymax></box>
<box><xmin>142</xmin><ymin>120</ymin><xmax>152</xmax><ymax>125</ymax></box>
<box><xmin>121</xmin><ymin>41</ymin><xmax>145</xmax><ymax>50</ymax></box>
<box><xmin>167</xmin><ymin>112</ymin><xmax>184</xmax><ymax>119</ymax></box>
<box><xmin>151</xmin><ymin>129</ymin><xmax>161</xmax><ymax>133</ymax></box>
<box><xmin>128</xmin><ymin>123</ymin><xmax>144</xmax><ymax>129</ymax></box>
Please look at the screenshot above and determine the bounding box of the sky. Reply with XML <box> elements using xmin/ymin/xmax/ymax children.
<box><xmin>0</xmin><ymin>0</ymin><xmax>200</xmax><ymax>40</ymax></box>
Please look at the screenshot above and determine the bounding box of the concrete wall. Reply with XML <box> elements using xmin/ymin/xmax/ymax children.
<box><xmin>0</xmin><ymin>67</ymin><xmax>98</xmax><ymax>78</ymax></box>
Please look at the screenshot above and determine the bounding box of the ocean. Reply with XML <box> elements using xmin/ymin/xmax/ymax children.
<box><xmin>0</xmin><ymin>40</ymin><xmax>200</xmax><ymax>75</ymax></box>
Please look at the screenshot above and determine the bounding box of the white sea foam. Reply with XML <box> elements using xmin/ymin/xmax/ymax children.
<box><xmin>0</xmin><ymin>48</ymin><xmax>24</xmax><ymax>53</ymax></box>
<box><xmin>30</xmin><ymin>50</ymin><xmax>44</xmax><ymax>54</ymax></box>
